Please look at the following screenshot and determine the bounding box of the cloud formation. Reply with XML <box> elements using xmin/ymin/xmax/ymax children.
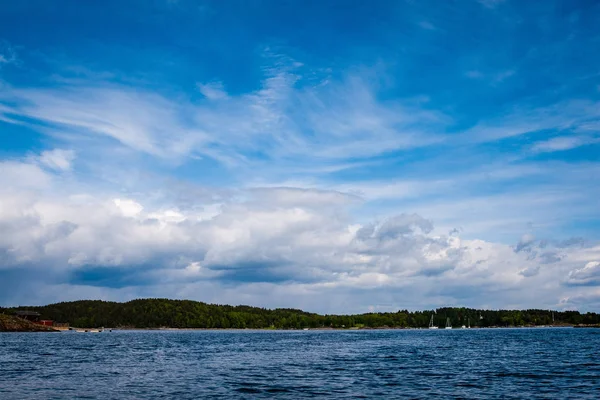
<box><xmin>2</xmin><ymin>70</ymin><xmax>446</xmax><ymax>170</ymax></box>
<box><xmin>0</xmin><ymin>153</ymin><xmax>598</xmax><ymax>312</ymax></box>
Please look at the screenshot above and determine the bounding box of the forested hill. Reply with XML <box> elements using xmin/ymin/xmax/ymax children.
<box><xmin>2</xmin><ymin>299</ymin><xmax>599</xmax><ymax>329</ymax></box>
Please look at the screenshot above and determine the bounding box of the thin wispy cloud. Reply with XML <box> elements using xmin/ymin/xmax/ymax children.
<box><xmin>464</xmin><ymin>69</ymin><xmax>515</xmax><ymax>84</ymax></box>
<box><xmin>418</xmin><ymin>21</ymin><xmax>436</xmax><ymax>30</ymax></box>
<box><xmin>196</xmin><ymin>81</ymin><xmax>228</xmax><ymax>100</ymax></box>
<box><xmin>531</xmin><ymin>136</ymin><xmax>600</xmax><ymax>153</ymax></box>
<box><xmin>477</xmin><ymin>0</ymin><xmax>506</xmax><ymax>9</ymax></box>
<box><xmin>35</xmin><ymin>149</ymin><xmax>76</xmax><ymax>171</ymax></box>
<box><xmin>1</xmin><ymin>67</ymin><xmax>447</xmax><ymax>167</ymax></box>
<box><xmin>0</xmin><ymin>40</ymin><xmax>16</xmax><ymax>66</ymax></box>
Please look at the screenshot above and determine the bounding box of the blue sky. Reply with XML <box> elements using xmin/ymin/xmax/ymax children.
<box><xmin>1</xmin><ymin>0</ymin><xmax>599</xmax><ymax>312</ymax></box>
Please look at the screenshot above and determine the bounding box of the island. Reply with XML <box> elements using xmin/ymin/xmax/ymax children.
<box><xmin>2</xmin><ymin>299</ymin><xmax>600</xmax><ymax>331</ymax></box>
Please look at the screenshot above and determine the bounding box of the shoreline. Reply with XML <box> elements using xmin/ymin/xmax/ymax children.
<box><xmin>51</xmin><ymin>325</ymin><xmax>581</xmax><ymax>332</ymax></box>
<box><xmin>5</xmin><ymin>325</ymin><xmax>597</xmax><ymax>333</ymax></box>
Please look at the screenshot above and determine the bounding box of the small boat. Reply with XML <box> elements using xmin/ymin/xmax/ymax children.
<box><xmin>428</xmin><ymin>314</ymin><xmax>438</xmax><ymax>329</ymax></box>
<box><xmin>445</xmin><ymin>317</ymin><xmax>452</xmax><ymax>330</ymax></box>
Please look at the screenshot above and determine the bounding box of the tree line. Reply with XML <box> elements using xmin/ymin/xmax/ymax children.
<box><xmin>1</xmin><ymin>299</ymin><xmax>599</xmax><ymax>329</ymax></box>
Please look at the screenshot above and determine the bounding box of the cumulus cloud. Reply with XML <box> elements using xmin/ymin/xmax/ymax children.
<box><xmin>114</xmin><ymin>198</ymin><xmax>144</xmax><ymax>217</ymax></box>
<box><xmin>519</xmin><ymin>266</ymin><xmax>540</xmax><ymax>277</ymax></box>
<box><xmin>566</xmin><ymin>261</ymin><xmax>600</xmax><ymax>286</ymax></box>
<box><xmin>514</xmin><ymin>233</ymin><xmax>536</xmax><ymax>253</ymax></box>
<box><xmin>1</xmin><ymin>152</ymin><xmax>599</xmax><ymax>312</ymax></box>
<box><xmin>0</xmin><ymin>160</ymin><xmax>53</xmax><ymax>189</ymax></box>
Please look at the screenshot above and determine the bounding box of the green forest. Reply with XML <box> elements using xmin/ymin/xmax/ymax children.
<box><xmin>2</xmin><ymin>299</ymin><xmax>599</xmax><ymax>329</ymax></box>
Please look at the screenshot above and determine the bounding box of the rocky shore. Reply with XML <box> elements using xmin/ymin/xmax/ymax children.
<box><xmin>0</xmin><ymin>314</ymin><xmax>58</xmax><ymax>332</ymax></box>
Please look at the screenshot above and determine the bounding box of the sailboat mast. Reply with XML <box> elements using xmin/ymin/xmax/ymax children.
<box><xmin>428</xmin><ymin>313</ymin><xmax>438</xmax><ymax>329</ymax></box>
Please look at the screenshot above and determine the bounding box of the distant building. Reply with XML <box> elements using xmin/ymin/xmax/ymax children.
<box><xmin>15</xmin><ymin>311</ymin><xmax>41</xmax><ymax>322</ymax></box>
<box><xmin>39</xmin><ymin>320</ymin><xmax>54</xmax><ymax>326</ymax></box>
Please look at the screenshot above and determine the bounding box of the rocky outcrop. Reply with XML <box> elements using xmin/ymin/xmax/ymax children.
<box><xmin>0</xmin><ymin>314</ymin><xmax>58</xmax><ymax>332</ymax></box>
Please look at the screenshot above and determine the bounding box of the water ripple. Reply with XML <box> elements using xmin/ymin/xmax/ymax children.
<box><xmin>1</xmin><ymin>328</ymin><xmax>599</xmax><ymax>399</ymax></box>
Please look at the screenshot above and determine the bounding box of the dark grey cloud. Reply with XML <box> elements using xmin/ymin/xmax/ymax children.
<box><xmin>519</xmin><ymin>266</ymin><xmax>540</xmax><ymax>277</ymax></box>
<box><xmin>514</xmin><ymin>234</ymin><xmax>536</xmax><ymax>253</ymax></box>
<box><xmin>539</xmin><ymin>252</ymin><xmax>562</xmax><ymax>264</ymax></box>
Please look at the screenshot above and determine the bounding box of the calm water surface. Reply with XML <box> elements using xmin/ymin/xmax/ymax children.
<box><xmin>1</xmin><ymin>328</ymin><xmax>599</xmax><ymax>399</ymax></box>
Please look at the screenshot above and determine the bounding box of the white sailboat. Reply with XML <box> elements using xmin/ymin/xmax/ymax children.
<box><xmin>445</xmin><ymin>317</ymin><xmax>452</xmax><ymax>329</ymax></box>
<box><xmin>428</xmin><ymin>314</ymin><xmax>438</xmax><ymax>329</ymax></box>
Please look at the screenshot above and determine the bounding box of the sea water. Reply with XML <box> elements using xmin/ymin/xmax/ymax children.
<box><xmin>1</xmin><ymin>328</ymin><xmax>599</xmax><ymax>399</ymax></box>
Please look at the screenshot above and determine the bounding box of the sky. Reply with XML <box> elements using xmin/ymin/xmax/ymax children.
<box><xmin>0</xmin><ymin>0</ymin><xmax>599</xmax><ymax>313</ymax></box>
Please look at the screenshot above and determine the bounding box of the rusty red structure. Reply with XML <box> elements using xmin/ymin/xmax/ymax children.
<box><xmin>15</xmin><ymin>311</ymin><xmax>57</xmax><ymax>327</ymax></box>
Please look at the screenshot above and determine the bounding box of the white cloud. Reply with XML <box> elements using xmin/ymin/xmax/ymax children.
<box><xmin>0</xmin><ymin>160</ymin><xmax>53</xmax><ymax>190</ymax></box>
<box><xmin>462</xmin><ymin>100</ymin><xmax>600</xmax><ymax>143</ymax></box>
<box><xmin>36</xmin><ymin>149</ymin><xmax>76</xmax><ymax>171</ymax></box>
<box><xmin>532</xmin><ymin>136</ymin><xmax>599</xmax><ymax>153</ymax></box>
<box><xmin>196</xmin><ymin>82</ymin><xmax>228</xmax><ymax>100</ymax></box>
<box><xmin>1</xmin><ymin>53</ymin><xmax>599</xmax><ymax>312</ymax></box>
<box><xmin>114</xmin><ymin>199</ymin><xmax>144</xmax><ymax>217</ymax></box>
<box><xmin>1</xmin><ymin>152</ymin><xmax>599</xmax><ymax>312</ymax></box>
<box><xmin>0</xmin><ymin>64</ymin><xmax>445</xmax><ymax>167</ymax></box>
<box><xmin>1</xmin><ymin>85</ymin><xmax>207</xmax><ymax>160</ymax></box>
<box><xmin>567</xmin><ymin>261</ymin><xmax>600</xmax><ymax>286</ymax></box>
